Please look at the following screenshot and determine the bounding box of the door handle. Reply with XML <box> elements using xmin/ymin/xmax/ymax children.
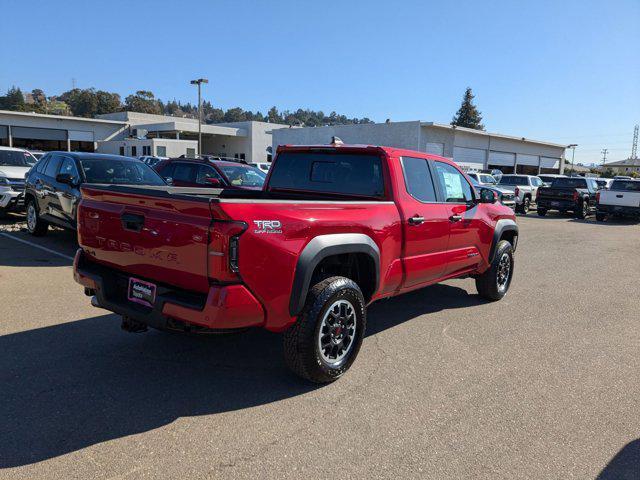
<box><xmin>449</xmin><ymin>214</ymin><xmax>463</xmax><ymax>222</ymax></box>
<box><xmin>408</xmin><ymin>215</ymin><xmax>425</xmax><ymax>225</ymax></box>
<box><xmin>121</xmin><ymin>213</ymin><xmax>145</xmax><ymax>232</ymax></box>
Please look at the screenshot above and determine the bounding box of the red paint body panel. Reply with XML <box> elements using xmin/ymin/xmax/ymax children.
<box><xmin>162</xmin><ymin>284</ymin><xmax>264</xmax><ymax>329</ymax></box>
<box><xmin>75</xmin><ymin>145</ymin><xmax>516</xmax><ymax>333</ymax></box>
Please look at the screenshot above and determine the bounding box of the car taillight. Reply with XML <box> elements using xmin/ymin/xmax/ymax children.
<box><xmin>208</xmin><ymin>220</ymin><xmax>247</xmax><ymax>283</ymax></box>
<box><xmin>596</xmin><ymin>191</ymin><xmax>600</xmax><ymax>203</ymax></box>
<box><xmin>573</xmin><ymin>191</ymin><xmax>579</xmax><ymax>202</ymax></box>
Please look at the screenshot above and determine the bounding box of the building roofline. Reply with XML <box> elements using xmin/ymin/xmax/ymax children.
<box><xmin>0</xmin><ymin>109</ymin><xmax>128</xmax><ymax>125</ymax></box>
<box><xmin>603</xmin><ymin>158</ymin><xmax>640</xmax><ymax>167</ymax></box>
<box><xmin>421</xmin><ymin>121</ymin><xmax>568</xmax><ymax>149</ymax></box>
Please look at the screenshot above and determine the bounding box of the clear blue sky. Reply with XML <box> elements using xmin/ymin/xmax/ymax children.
<box><xmin>1</xmin><ymin>0</ymin><xmax>638</xmax><ymax>165</ymax></box>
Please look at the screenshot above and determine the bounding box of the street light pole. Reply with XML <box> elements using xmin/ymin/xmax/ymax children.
<box><xmin>568</xmin><ymin>144</ymin><xmax>578</xmax><ymax>173</ymax></box>
<box><xmin>190</xmin><ymin>78</ymin><xmax>209</xmax><ymax>157</ymax></box>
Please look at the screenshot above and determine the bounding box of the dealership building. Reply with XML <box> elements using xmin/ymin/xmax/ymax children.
<box><xmin>0</xmin><ymin>109</ymin><xmax>287</xmax><ymax>163</ymax></box>
<box><xmin>272</xmin><ymin>121</ymin><xmax>568</xmax><ymax>174</ymax></box>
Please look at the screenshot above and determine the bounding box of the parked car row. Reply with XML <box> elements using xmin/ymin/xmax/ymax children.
<box><xmin>8</xmin><ymin>150</ymin><xmax>269</xmax><ymax>236</ymax></box>
<box><xmin>0</xmin><ymin>146</ymin><xmax>38</xmax><ymax>217</ymax></box>
<box><xmin>464</xmin><ymin>170</ymin><xmax>638</xmax><ymax>222</ymax></box>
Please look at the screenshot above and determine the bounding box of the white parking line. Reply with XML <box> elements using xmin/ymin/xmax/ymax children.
<box><xmin>0</xmin><ymin>232</ymin><xmax>75</xmax><ymax>262</ymax></box>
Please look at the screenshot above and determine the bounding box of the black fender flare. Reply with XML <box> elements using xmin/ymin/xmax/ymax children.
<box><xmin>489</xmin><ymin>219</ymin><xmax>518</xmax><ymax>263</ymax></box>
<box><xmin>289</xmin><ymin>233</ymin><xmax>380</xmax><ymax>316</ymax></box>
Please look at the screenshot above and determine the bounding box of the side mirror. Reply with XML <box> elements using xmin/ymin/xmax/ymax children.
<box><xmin>205</xmin><ymin>177</ymin><xmax>221</xmax><ymax>186</ymax></box>
<box><xmin>56</xmin><ymin>173</ymin><xmax>76</xmax><ymax>186</ymax></box>
<box><xmin>479</xmin><ymin>188</ymin><xmax>498</xmax><ymax>204</ymax></box>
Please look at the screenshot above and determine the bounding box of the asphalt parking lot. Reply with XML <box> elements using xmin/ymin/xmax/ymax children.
<box><xmin>1</xmin><ymin>212</ymin><xmax>639</xmax><ymax>479</ymax></box>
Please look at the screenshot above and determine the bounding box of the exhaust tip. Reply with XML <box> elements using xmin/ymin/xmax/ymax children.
<box><xmin>90</xmin><ymin>296</ymin><xmax>101</xmax><ymax>308</ymax></box>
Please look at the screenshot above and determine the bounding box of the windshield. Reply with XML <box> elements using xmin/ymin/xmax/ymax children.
<box><xmin>218</xmin><ymin>164</ymin><xmax>266</xmax><ymax>187</ymax></box>
<box><xmin>551</xmin><ymin>178</ymin><xmax>587</xmax><ymax>188</ymax></box>
<box><xmin>480</xmin><ymin>174</ymin><xmax>496</xmax><ymax>184</ymax></box>
<box><xmin>80</xmin><ymin>157</ymin><xmax>166</xmax><ymax>185</ymax></box>
<box><xmin>610</xmin><ymin>180</ymin><xmax>640</xmax><ymax>191</ymax></box>
<box><xmin>498</xmin><ymin>176</ymin><xmax>529</xmax><ymax>186</ymax></box>
<box><xmin>0</xmin><ymin>150</ymin><xmax>36</xmax><ymax>167</ymax></box>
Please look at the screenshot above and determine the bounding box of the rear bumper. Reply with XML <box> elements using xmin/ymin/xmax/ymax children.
<box><xmin>73</xmin><ymin>249</ymin><xmax>265</xmax><ymax>331</ymax></box>
<box><xmin>537</xmin><ymin>198</ymin><xmax>578</xmax><ymax>211</ymax></box>
<box><xmin>597</xmin><ymin>204</ymin><xmax>640</xmax><ymax>217</ymax></box>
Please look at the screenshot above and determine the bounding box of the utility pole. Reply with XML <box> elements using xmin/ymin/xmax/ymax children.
<box><xmin>601</xmin><ymin>148</ymin><xmax>609</xmax><ymax>167</ymax></box>
<box><xmin>190</xmin><ymin>78</ymin><xmax>209</xmax><ymax>157</ymax></box>
<box><xmin>631</xmin><ymin>124</ymin><xmax>638</xmax><ymax>160</ymax></box>
<box><xmin>567</xmin><ymin>144</ymin><xmax>578</xmax><ymax>173</ymax></box>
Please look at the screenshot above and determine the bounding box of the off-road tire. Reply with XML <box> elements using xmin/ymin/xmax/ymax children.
<box><xmin>26</xmin><ymin>199</ymin><xmax>48</xmax><ymax>236</ymax></box>
<box><xmin>575</xmin><ymin>199</ymin><xmax>589</xmax><ymax>220</ymax></box>
<box><xmin>283</xmin><ymin>276</ymin><xmax>366</xmax><ymax>383</ymax></box>
<box><xmin>475</xmin><ymin>240</ymin><xmax>514</xmax><ymax>301</ymax></box>
<box><xmin>517</xmin><ymin>197</ymin><xmax>531</xmax><ymax>214</ymax></box>
<box><xmin>537</xmin><ymin>208</ymin><xmax>547</xmax><ymax>217</ymax></box>
<box><xmin>595</xmin><ymin>211</ymin><xmax>607</xmax><ymax>222</ymax></box>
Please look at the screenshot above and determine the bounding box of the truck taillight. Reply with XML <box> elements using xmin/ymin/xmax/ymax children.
<box><xmin>514</xmin><ymin>187</ymin><xmax>519</xmax><ymax>197</ymax></box>
<box><xmin>208</xmin><ymin>221</ymin><xmax>247</xmax><ymax>283</ymax></box>
<box><xmin>573</xmin><ymin>191</ymin><xmax>579</xmax><ymax>202</ymax></box>
<box><xmin>596</xmin><ymin>191</ymin><xmax>600</xmax><ymax>203</ymax></box>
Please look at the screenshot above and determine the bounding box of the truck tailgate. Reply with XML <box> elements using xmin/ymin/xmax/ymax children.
<box><xmin>78</xmin><ymin>185</ymin><xmax>215</xmax><ymax>293</ymax></box>
<box><xmin>599</xmin><ymin>190</ymin><xmax>640</xmax><ymax>207</ymax></box>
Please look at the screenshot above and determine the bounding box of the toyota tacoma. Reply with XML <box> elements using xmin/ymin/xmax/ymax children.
<box><xmin>73</xmin><ymin>142</ymin><xmax>518</xmax><ymax>382</ymax></box>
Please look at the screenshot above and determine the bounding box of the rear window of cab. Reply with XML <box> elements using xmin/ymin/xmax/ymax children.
<box><xmin>268</xmin><ymin>151</ymin><xmax>385</xmax><ymax>198</ymax></box>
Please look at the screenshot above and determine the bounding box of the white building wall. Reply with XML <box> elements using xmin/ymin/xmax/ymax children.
<box><xmin>96</xmin><ymin>138</ymin><xmax>198</xmax><ymax>157</ymax></box>
<box><xmin>0</xmin><ymin>111</ymin><xmax>127</xmax><ymax>143</ymax></box>
<box><xmin>272</xmin><ymin>121</ymin><xmax>422</xmax><ymax>153</ymax></box>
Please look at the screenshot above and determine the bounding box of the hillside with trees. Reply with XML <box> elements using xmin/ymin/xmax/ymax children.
<box><xmin>0</xmin><ymin>86</ymin><xmax>373</xmax><ymax>127</ymax></box>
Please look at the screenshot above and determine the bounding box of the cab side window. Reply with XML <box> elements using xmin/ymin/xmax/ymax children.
<box><xmin>59</xmin><ymin>157</ymin><xmax>80</xmax><ymax>183</ymax></box>
<box><xmin>171</xmin><ymin>162</ymin><xmax>198</xmax><ymax>183</ymax></box>
<box><xmin>43</xmin><ymin>154</ymin><xmax>62</xmax><ymax>178</ymax></box>
<box><xmin>401</xmin><ymin>156</ymin><xmax>437</xmax><ymax>202</ymax></box>
<box><xmin>35</xmin><ymin>154</ymin><xmax>49</xmax><ymax>173</ymax></box>
<box><xmin>196</xmin><ymin>165</ymin><xmax>224</xmax><ymax>185</ymax></box>
<box><xmin>433</xmin><ymin>161</ymin><xmax>474</xmax><ymax>203</ymax></box>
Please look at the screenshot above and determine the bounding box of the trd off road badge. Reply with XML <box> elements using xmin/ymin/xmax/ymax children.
<box><xmin>253</xmin><ymin>220</ymin><xmax>282</xmax><ymax>234</ymax></box>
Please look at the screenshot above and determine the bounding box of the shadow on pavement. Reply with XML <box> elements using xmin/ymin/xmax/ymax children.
<box><xmin>597</xmin><ymin>439</ymin><xmax>640</xmax><ymax>480</ymax></box>
<box><xmin>0</xmin><ymin>283</ymin><xmax>480</xmax><ymax>468</ymax></box>
<box><xmin>0</xmin><ymin>228</ymin><xmax>78</xmax><ymax>267</ymax></box>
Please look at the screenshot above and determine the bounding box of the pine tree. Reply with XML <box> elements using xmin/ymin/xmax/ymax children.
<box><xmin>451</xmin><ymin>87</ymin><xmax>484</xmax><ymax>130</ymax></box>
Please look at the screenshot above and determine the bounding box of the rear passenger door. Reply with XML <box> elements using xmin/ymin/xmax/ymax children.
<box><xmin>431</xmin><ymin>161</ymin><xmax>491</xmax><ymax>276</ymax></box>
<box><xmin>397</xmin><ymin>156</ymin><xmax>451</xmax><ymax>288</ymax></box>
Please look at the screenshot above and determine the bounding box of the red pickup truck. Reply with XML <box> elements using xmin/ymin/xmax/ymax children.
<box><xmin>74</xmin><ymin>143</ymin><xmax>518</xmax><ymax>382</ymax></box>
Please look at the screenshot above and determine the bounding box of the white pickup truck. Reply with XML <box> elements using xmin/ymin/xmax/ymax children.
<box><xmin>596</xmin><ymin>179</ymin><xmax>640</xmax><ymax>221</ymax></box>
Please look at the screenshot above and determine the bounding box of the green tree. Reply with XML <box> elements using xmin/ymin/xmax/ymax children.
<box><xmin>451</xmin><ymin>87</ymin><xmax>484</xmax><ymax>130</ymax></box>
<box><xmin>223</xmin><ymin>107</ymin><xmax>246</xmax><ymax>122</ymax></box>
<box><xmin>0</xmin><ymin>86</ymin><xmax>25</xmax><ymax>111</ymax></box>
<box><xmin>124</xmin><ymin>90</ymin><xmax>163</xmax><ymax>114</ymax></box>
<box><xmin>95</xmin><ymin>90</ymin><xmax>121</xmax><ymax>114</ymax></box>
<box><xmin>267</xmin><ymin>106</ymin><xmax>282</xmax><ymax>123</ymax></box>
<box><xmin>60</xmin><ymin>88</ymin><xmax>99</xmax><ymax>117</ymax></box>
